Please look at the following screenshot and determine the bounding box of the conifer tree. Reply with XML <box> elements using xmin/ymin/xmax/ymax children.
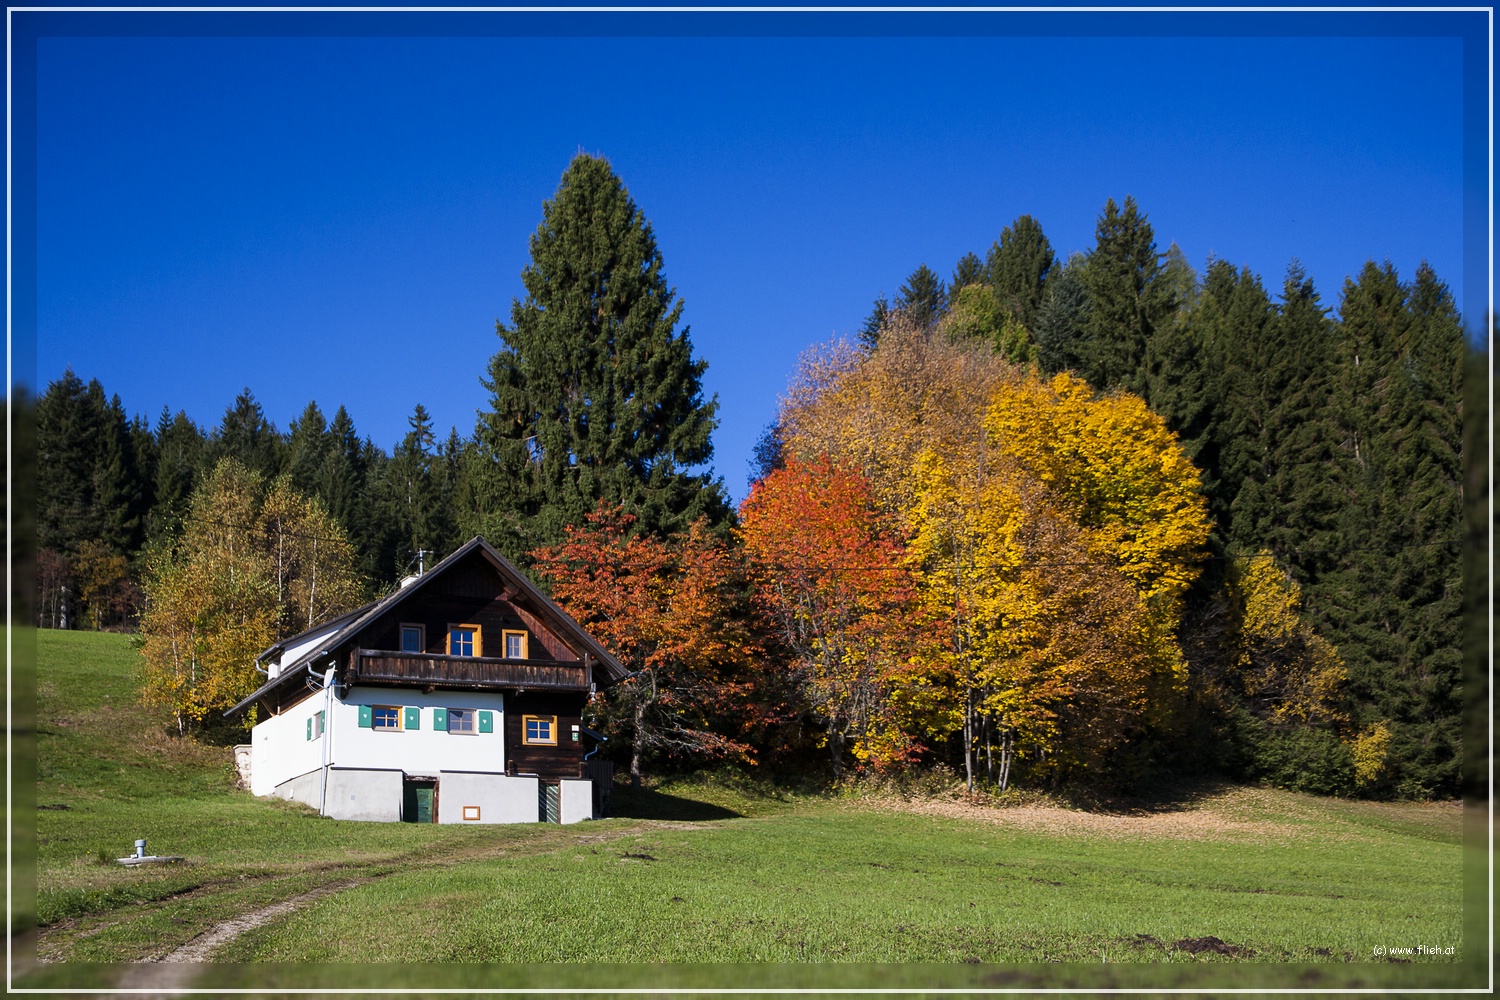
<box><xmin>149</xmin><ymin>408</ymin><xmax>206</xmax><ymax>544</ymax></box>
<box><xmin>895</xmin><ymin>264</ymin><xmax>947</xmax><ymax>332</ymax></box>
<box><xmin>470</xmin><ymin>153</ymin><xmax>728</xmax><ymax>559</ymax></box>
<box><xmin>206</xmin><ymin>389</ymin><xmax>284</xmax><ymax>480</ymax></box>
<box><xmin>285</xmin><ymin>401</ymin><xmax>331</xmax><ymax>500</ymax></box>
<box><xmin>1310</xmin><ymin>261</ymin><xmax>1465</xmax><ymax>797</ymax></box>
<box><xmin>36</xmin><ymin>369</ymin><xmax>102</xmax><ymax>560</ymax></box>
<box><xmin>859</xmin><ymin>296</ymin><xmax>890</xmax><ymax>350</ymax></box>
<box><xmin>950</xmin><ymin>251</ymin><xmax>985</xmax><ymax>294</ymax></box>
<box><xmin>315</xmin><ymin>405</ymin><xmax>366</xmax><ymax>544</ymax></box>
<box><xmin>1199</xmin><ymin>260</ymin><xmax>1275</xmax><ymax>546</ymax></box>
<box><xmin>1255</xmin><ymin>264</ymin><xmax>1344</xmax><ymax>574</ymax></box>
<box><xmin>92</xmin><ymin>392</ymin><xmax>147</xmax><ymax>558</ymax></box>
<box><xmin>986</xmin><ymin>214</ymin><xmax>1054</xmax><ymax>332</ymax></box>
<box><xmin>1033</xmin><ymin>254</ymin><xmax>1090</xmax><ymax>375</ymax></box>
<box><xmin>1078</xmin><ymin>196</ymin><xmax>1176</xmax><ymax>394</ymax></box>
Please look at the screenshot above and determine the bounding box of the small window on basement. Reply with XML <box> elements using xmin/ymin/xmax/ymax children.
<box><xmin>447</xmin><ymin>708</ymin><xmax>475</xmax><ymax>734</ymax></box>
<box><xmin>503</xmin><ymin>629</ymin><xmax>528</xmax><ymax>660</ymax></box>
<box><xmin>446</xmin><ymin>624</ymin><xmax>482</xmax><ymax>658</ymax></box>
<box><xmin>400</xmin><ymin>623</ymin><xmax>425</xmax><ymax>653</ymax></box>
<box><xmin>372</xmin><ymin>705</ymin><xmax>402</xmax><ymax>731</ymax></box>
<box><xmin>523</xmin><ymin>714</ymin><xmax>557</xmax><ymax>746</ymax></box>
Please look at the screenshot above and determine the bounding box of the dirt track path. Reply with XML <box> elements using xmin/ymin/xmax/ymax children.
<box><xmin>110</xmin><ymin>880</ymin><xmax>365</xmax><ymax>995</ymax></box>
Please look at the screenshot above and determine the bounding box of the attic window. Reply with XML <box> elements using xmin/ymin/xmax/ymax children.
<box><xmin>400</xmin><ymin>624</ymin><xmax>425</xmax><ymax>653</ymax></box>
<box><xmin>447</xmin><ymin>624</ymin><xmax>482</xmax><ymax>658</ymax></box>
<box><xmin>503</xmin><ymin>629</ymin><xmax>528</xmax><ymax>660</ymax></box>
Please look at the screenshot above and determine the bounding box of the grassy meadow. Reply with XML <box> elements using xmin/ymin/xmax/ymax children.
<box><xmin>22</xmin><ymin>629</ymin><xmax>1479</xmax><ymax>992</ymax></box>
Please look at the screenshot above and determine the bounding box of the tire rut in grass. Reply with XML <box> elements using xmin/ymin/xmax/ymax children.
<box><xmin>113</xmin><ymin>880</ymin><xmax>366</xmax><ymax>995</ymax></box>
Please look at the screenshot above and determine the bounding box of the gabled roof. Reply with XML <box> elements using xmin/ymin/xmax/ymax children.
<box><xmin>254</xmin><ymin>603</ymin><xmax>374</xmax><ymax>668</ymax></box>
<box><xmin>225</xmin><ymin>536</ymin><xmax>627</xmax><ymax>718</ymax></box>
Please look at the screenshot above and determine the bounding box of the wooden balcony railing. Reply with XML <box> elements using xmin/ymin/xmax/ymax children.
<box><xmin>350</xmin><ymin>650</ymin><xmax>590</xmax><ymax>691</ymax></box>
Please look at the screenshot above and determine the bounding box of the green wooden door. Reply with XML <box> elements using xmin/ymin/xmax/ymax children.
<box><xmin>403</xmin><ymin>781</ymin><xmax>436</xmax><ymax>823</ymax></box>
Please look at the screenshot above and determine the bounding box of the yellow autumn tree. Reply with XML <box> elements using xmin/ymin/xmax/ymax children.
<box><xmin>1220</xmin><ymin>552</ymin><xmax>1347</xmax><ymax>726</ymax></box>
<box><xmin>139</xmin><ymin>459</ymin><xmax>361</xmax><ymax>732</ymax></box>
<box><xmin>905</xmin><ymin>372</ymin><xmax>1209</xmax><ymax>786</ymax></box>
<box><xmin>259</xmin><ymin>475</ymin><xmax>363</xmax><ymax>637</ymax></box>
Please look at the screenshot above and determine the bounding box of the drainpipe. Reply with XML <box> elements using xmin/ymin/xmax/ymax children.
<box><xmin>318</xmin><ymin>665</ymin><xmax>335</xmax><ymax>817</ymax></box>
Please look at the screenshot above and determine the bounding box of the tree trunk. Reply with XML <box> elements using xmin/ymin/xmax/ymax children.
<box><xmin>630</xmin><ymin>698</ymin><xmax>645</xmax><ymax>789</ymax></box>
<box><xmin>963</xmin><ymin>685</ymin><xmax>975</xmax><ymax>792</ymax></box>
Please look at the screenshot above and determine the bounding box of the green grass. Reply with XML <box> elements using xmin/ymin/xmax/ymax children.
<box><xmin>28</xmin><ymin>629</ymin><xmax>1475</xmax><ymax>988</ymax></box>
<box><xmin>219</xmin><ymin>793</ymin><xmax>1462</xmax><ymax>965</ymax></box>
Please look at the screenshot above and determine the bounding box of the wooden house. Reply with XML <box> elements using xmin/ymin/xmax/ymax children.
<box><xmin>226</xmin><ymin>537</ymin><xmax>624</xmax><ymax>824</ymax></box>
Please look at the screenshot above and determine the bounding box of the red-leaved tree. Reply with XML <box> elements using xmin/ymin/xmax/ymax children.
<box><xmin>738</xmin><ymin>456</ymin><xmax>921</xmax><ymax>775</ymax></box>
<box><xmin>532</xmin><ymin>502</ymin><xmax>756</xmax><ymax>786</ymax></box>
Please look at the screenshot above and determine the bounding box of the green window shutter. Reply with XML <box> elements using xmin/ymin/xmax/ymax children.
<box><xmin>478</xmin><ymin>710</ymin><xmax>493</xmax><ymax>734</ymax></box>
<box><xmin>433</xmin><ymin>708</ymin><xmax>448</xmax><ymax>731</ymax></box>
<box><xmin>306</xmin><ymin>718</ymin><xmax>313</xmax><ymax>740</ymax></box>
<box><xmin>358</xmin><ymin>705</ymin><xmax>372</xmax><ymax>728</ymax></box>
<box><xmin>405</xmin><ymin>706</ymin><xmax>420</xmax><ymax>730</ymax></box>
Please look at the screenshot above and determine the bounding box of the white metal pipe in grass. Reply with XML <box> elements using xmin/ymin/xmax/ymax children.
<box><xmin>319</xmin><ymin>666</ymin><xmax>335</xmax><ymax>817</ymax></box>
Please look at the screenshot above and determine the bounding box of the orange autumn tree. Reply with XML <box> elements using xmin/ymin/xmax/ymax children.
<box><xmin>738</xmin><ymin>456</ymin><xmax>921</xmax><ymax>775</ymax></box>
<box><xmin>532</xmin><ymin>502</ymin><xmax>755</xmax><ymax>786</ymax></box>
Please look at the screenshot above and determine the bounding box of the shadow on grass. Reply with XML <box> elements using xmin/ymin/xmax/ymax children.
<box><xmin>1031</xmin><ymin>774</ymin><xmax>1241</xmax><ymax>816</ymax></box>
<box><xmin>605</xmin><ymin>784</ymin><xmax>744</xmax><ymax>821</ymax></box>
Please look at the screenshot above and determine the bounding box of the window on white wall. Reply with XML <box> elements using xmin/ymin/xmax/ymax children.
<box><xmin>447</xmin><ymin>708</ymin><xmax>475</xmax><ymax>734</ymax></box>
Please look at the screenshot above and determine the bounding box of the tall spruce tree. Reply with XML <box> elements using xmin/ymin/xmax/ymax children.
<box><xmin>206</xmin><ymin>389</ymin><xmax>284</xmax><ymax>480</ymax></box>
<box><xmin>1078</xmin><ymin>196</ymin><xmax>1176</xmax><ymax>395</ymax></box>
<box><xmin>895</xmin><ymin>264</ymin><xmax>947</xmax><ymax>332</ymax></box>
<box><xmin>1202</xmin><ymin>260</ymin><xmax>1276</xmax><ymax>547</ymax></box>
<box><xmin>470</xmin><ymin>154</ymin><xmax>728</xmax><ymax>559</ymax></box>
<box><xmin>36</xmin><ymin>370</ymin><xmax>102</xmax><ymax>560</ymax></box>
<box><xmin>950</xmin><ymin>252</ymin><xmax>985</xmax><ymax>294</ymax></box>
<box><xmin>1033</xmin><ymin>253</ymin><xmax>1090</xmax><ymax>375</ymax></box>
<box><xmin>149</xmin><ymin>408</ymin><xmax>206</xmax><ymax>545</ymax></box>
<box><xmin>285</xmin><ymin>401</ymin><xmax>332</xmax><ymax>500</ymax></box>
<box><xmin>986</xmin><ymin>214</ymin><xmax>1054</xmax><ymax>332</ymax></box>
<box><xmin>1256</xmin><ymin>264</ymin><xmax>1345</xmax><ymax>575</ymax></box>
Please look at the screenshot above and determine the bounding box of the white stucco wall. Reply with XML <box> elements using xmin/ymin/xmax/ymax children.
<box><xmin>250</xmin><ymin>686</ymin><xmax>332</xmax><ymax>796</ymax></box>
<box><xmin>335</xmin><ymin>689</ymin><xmax>507</xmax><ymax>774</ymax></box>
<box><xmin>248</xmin><ymin>685</ymin><xmax>508</xmax><ymax>799</ymax></box>
<box><xmin>558</xmin><ymin>778</ymin><xmax>594</xmax><ymax>824</ymax></box>
<box><xmin>324</xmin><ymin>768</ymin><xmax>404</xmax><ymax>822</ymax></box>
<box><xmin>437</xmin><ymin>772</ymin><xmax>540</xmax><ymax>824</ymax></box>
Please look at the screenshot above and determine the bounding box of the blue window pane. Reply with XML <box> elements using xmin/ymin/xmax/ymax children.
<box><xmin>401</xmin><ymin>627</ymin><xmax>423</xmax><ymax>653</ymax></box>
<box><xmin>450</xmin><ymin>628</ymin><xmax>474</xmax><ymax>656</ymax></box>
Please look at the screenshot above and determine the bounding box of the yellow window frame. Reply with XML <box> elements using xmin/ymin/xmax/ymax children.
<box><xmin>522</xmin><ymin>714</ymin><xmax>557</xmax><ymax>746</ymax></box>
<box><xmin>501</xmin><ymin>629</ymin><xmax>529</xmax><ymax>660</ymax></box>
<box><xmin>445</xmin><ymin>623</ymin><xmax>483</xmax><ymax>658</ymax></box>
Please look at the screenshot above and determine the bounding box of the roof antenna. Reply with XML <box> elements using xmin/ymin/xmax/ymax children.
<box><xmin>417</xmin><ymin>549</ymin><xmax>429</xmax><ymax>575</ymax></box>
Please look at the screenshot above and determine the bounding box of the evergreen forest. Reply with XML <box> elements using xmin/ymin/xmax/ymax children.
<box><xmin>27</xmin><ymin>158</ymin><xmax>1477</xmax><ymax>801</ymax></box>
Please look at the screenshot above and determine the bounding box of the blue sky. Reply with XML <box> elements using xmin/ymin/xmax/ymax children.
<box><xmin>22</xmin><ymin>10</ymin><xmax>1487</xmax><ymax>506</ymax></box>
